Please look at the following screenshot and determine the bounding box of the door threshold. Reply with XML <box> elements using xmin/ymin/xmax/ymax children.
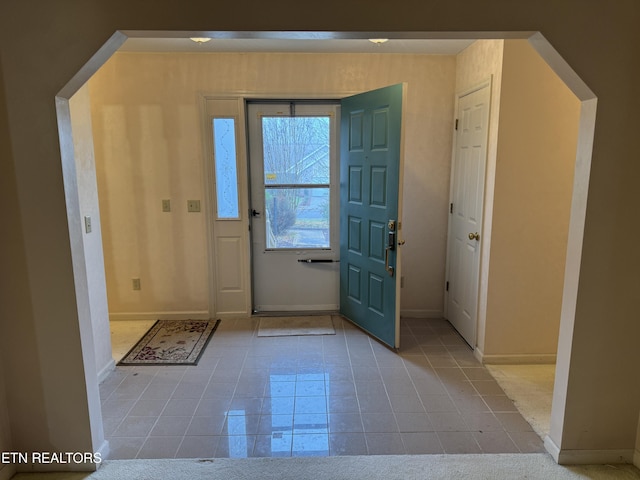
<box><xmin>252</xmin><ymin>310</ymin><xmax>339</xmax><ymax>317</ymax></box>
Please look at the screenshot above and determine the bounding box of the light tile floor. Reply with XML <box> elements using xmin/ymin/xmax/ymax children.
<box><xmin>101</xmin><ymin>317</ymin><xmax>545</xmax><ymax>459</ymax></box>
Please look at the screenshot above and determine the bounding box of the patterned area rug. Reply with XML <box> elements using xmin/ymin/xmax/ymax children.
<box><xmin>118</xmin><ymin>319</ymin><xmax>220</xmax><ymax>365</ymax></box>
<box><xmin>258</xmin><ymin>315</ymin><xmax>335</xmax><ymax>337</ymax></box>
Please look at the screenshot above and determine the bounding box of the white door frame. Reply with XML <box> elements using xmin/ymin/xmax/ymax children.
<box><xmin>247</xmin><ymin>101</ymin><xmax>341</xmax><ymax>313</ymax></box>
<box><xmin>201</xmin><ymin>91</ymin><xmax>361</xmax><ymax>317</ymax></box>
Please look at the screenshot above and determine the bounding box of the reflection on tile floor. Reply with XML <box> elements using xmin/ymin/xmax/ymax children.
<box><xmin>101</xmin><ymin>317</ymin><xmax>545</xmax><ymax>459</ymax></box>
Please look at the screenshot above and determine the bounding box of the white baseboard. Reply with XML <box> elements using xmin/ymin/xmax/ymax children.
<box><xmin>109</xmin><ymin>311</ymin><xmax>210</xmax><ymax>321</ymax></box>
<box><xmin>96</xmin><ymin>438</ymin><xmax>110</xmax><ymax>464</ymax></box>
<box><xmin>545</xmin><ymin>435</ymin><xmax>635</xmax><ymax>465</ymax></box>
<box><xmin>0</xmin><ymin>465</ymin><xmax>16</xmax><ymax>480</ymax></box>
<box><xmin>97</xmin><ymin>358</ymin><xmax>115</xmax><ymax>383</ymax></box>
<box><xmin>476</xmin><ymin>350</ymin><xmax>557</xmax><ymax>365</ymax></box>
<box><xmin>473</xmin><ymin>346</ymin><xmax>484</xmax><ymax>364</ymax></box>
<box><xmin>400</xmin><ymin>309</ymin><xmax>444</xmax><ymax>319</ymax></box>
<box><xmin>544</xmin><ymin>435</ymin><xmax>561</xmax><ymax>462</ymax></box>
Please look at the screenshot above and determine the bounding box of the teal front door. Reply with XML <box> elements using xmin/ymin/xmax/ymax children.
<box><xmin>339</xmin><ymin>84</ymin><xmax>405</xmax><ymax>349</ymax></box>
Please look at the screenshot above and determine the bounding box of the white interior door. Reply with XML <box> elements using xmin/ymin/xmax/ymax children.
<box><xmin>445</xmin><ymin>82</ymin><xmax>491</xmax><ymax>347</ymax></box>
<box><xmin>248</xmin><ymin>102</ymin><xmax>340</xmax><ymax>312</ymax></box>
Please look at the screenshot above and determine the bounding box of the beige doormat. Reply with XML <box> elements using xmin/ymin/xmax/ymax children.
<box><xmin>258</xmin><ymin>315</ymin><xmax>335</xmax><ymax>337</ymax></box>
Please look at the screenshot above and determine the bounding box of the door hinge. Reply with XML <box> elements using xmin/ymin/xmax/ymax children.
<box><xmin>450</xmin><ymin>203</ymin><xmax>453</xmax><ymax>214</ymax></box>
<box><xmin>455</xmin><ymin>119</ymin><xmax>459</xmax><ymax>130</ymax></box>
<box><xmin>446</xmin><ymin>281</ymin><xmax>449</xmax><ymax>292</ymax></box>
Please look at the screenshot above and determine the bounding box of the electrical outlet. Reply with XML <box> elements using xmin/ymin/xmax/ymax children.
<box><xmin>132</xmin><ymin>278</ymin><xmax>141</xmax><ymax>290</ymax></box>
<box><xmin>84</xmin><ymin>215</ymin><xmax>92</xmax><ymax>233</ymax></box>
<box><xmin>162</xmin><ymin>199</ymin><xmax>171</xmax><ymax>212</ymax></box>
<box><xmin>187</xmin><ymin>200</ymin><xmax>201</xmax><ymax>212</ymax></box>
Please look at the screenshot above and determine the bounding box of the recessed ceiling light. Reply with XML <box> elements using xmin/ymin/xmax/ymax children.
<box><xmin>368</xmin><ymin>38</ymin><xmax>389</xmax><ymax>45</ymax></box>
<box><xmin>189</xmin><ymin>37</ymin><xmax>211</xmax><ymax>44</ymax></box>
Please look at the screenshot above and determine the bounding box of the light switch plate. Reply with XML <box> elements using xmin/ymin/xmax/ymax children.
<box><xmin>187</xmin><ymin>200</ymin><xmax>201</xmax><ymax>212</ymax></box>
<box><xmin>162</xmin><ymin>199</ymin><xmax>171</xmax><ymax>212</ymax></box>
<box><xmin>84</xmin><ymin>215</ymin><xmax>92</xmax><ymax>233</ymax></box>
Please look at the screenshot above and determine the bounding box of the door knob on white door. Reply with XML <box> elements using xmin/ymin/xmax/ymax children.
<box><xmin>468</xmin><ymin>232</ymin><xmax>480</xmax><ymax>241</ymax></box>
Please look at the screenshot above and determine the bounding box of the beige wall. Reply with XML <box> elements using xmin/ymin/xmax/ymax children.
<box><xmin>0</xmin><ymin>49</ymin><xmax>14</xmax><ymax>480</ymax></box>
<box><xmin>0</xmin><ymin>47</ymin><xmax>35</xmax><ymax>475</ymax></box>
<box><xmin>453</xmin><ymin>39</ymin><xmax>504</xmax><ymax>352</ymax></box>
<box><xmin>88</xmin><ymin>52</ymin><xmax>457</xmax><ymax>317</ymax></box>
<box><xmin>89</xmin><ymin>55</ymin><xmax>210</xmax><ymax>317</ymax></box>
<box><xmin>483</xmin><ymin>40</ymin><xmax>580</xmax><ymax>358</ymax></box>
<box><xmin>0</xmin><ymin>0</ymin><xmax>639</xmax><ymax>469</ymax></box>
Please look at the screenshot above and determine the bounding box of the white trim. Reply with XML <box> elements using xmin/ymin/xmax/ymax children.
<box><xmin>97</xmin><ymin>358</ymin><xmax>115</xmax><ymax>383</ymax></box>
<box><xmin>545</xmin><ymin>435</ymin><xmax>635</xmax><ymax>465</ymax></box>
<box><xmin>457</xmin><ymin>78</ymin><xmax>493</xmax><ymax>99</ymax></box>
<box><xmin>96</xmin><ymin>438</ymin><xmax>110</xmax><ymax>464</ymax></box>
<box><xmin>480</xmin><ymin>353</ymin><xmax>557</xmax><ymax>365</ymax></box>
<box><xmin>400</xmin><ymin>309</ymin><xmax>443</xmax><ymax>319</ymax></box>
<box><xmin>473</xmin><ymin>346</ymin><xmax>485</xmax><ymax>364</ymax></box>
<box><xmin>0</xmin><ymin>465</ymin><xmax>16</xmax><ymax>480</ymax></box>
<box><xmin>544</xmin><ymin>435</ymin><xmax>561</xmax><ymax>462</ymax></box>
<box><xmin>109</xmin><ymin>311</ymin><xmax>210</xmax><ymax>321</ymax></box>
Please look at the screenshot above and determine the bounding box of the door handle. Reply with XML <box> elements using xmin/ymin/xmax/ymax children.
<box><xmin>251</xmin><ymin>209</ymin><xmax>261</xmax><ymax>217</ymax></box>
<box><xmin>468</xmin><ymin>232</ymin><xmax>480</xmax><ymax>241</ymax></box>
<box><xmin>385</xmin><ymin>246</ymin><xmax>395</xmax><ymax>277</ymax></box>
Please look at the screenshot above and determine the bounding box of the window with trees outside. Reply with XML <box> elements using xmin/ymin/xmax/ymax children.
<box><xmin>261</xmin><ymin>116</ymin><xmax>331</xmax><ymax>249</ymax></box>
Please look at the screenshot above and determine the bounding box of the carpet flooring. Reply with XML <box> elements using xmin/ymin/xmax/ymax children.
<box><xmin>10</xmin><ymin>455</ymin><xmax>640</xmax><ymax>480</ymax></box>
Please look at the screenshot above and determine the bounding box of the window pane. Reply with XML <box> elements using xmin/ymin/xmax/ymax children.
<box><xmin>265</xmin><ymin>188</ymin><xmax>330</xmax><ymax>249</ymax></box>
<box><xmin>213</xmin><ymin>118</ymin><xmax>239</xmax><ymax>218</ymax></box>
<box><xmin>262</xmin><ymin>116</ymin><xmax>330</xmax><ymax>185</ymax></box>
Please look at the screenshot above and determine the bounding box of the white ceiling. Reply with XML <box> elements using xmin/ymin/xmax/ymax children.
<box><xmin>120</xmin><ymin>37</ymin><xmax>476</xmax><ymax>55</ymax></box>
